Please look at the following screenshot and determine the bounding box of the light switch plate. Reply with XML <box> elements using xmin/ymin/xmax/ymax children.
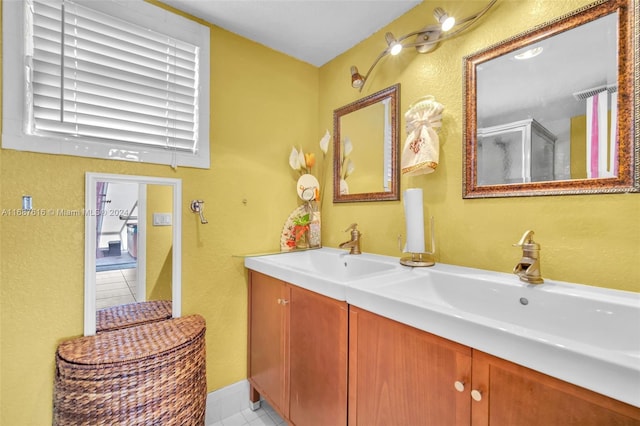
<box><xmin>153</xmin><ymin>213</ymin><xmax>172</xmax><ymax>226</ymax></box>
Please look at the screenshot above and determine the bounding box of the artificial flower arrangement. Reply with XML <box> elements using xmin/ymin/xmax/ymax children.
<box><xmin>288</xmin><ymin>131</ymin><xmax>331</xmax><ymax>191</ymax></box>
<box><xmin>285</xmin><ymin>130</ymin><xmax>331</xmax><ymax>249</ymax></box>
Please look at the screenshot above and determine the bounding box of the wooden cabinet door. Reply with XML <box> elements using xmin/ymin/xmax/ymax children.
<box><xmin>471</xmin><ymin>350</ymin><xmax>640</xmax><ymax>426</ymax></box>
<box><xmin>348</xmin><ymin>306</ymin><xmax>472</xmax><ymax>426</ymax></box>
<box><xmin>248</xmin><ymin>271</ymin><xmax>290</xmax><ymax>418</ymax></box>
<box><xmin>289</xmin><ymin>286</ymin><xmax>348</xmax><ymax>426</ymax></box>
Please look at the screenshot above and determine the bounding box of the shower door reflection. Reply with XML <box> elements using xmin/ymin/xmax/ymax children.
<box><xmin>477</xmin><ymin>118</ymin><xmax>556</xmax><ymax>185</ymax></box>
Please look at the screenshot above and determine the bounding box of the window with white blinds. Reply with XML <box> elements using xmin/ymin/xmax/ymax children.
<box><xmin>2</xmin><ymin>0</ymin><xmax>210</xmax><ymax>168</ymax></box>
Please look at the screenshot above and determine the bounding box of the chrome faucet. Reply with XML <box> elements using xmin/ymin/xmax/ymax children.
<box><xmin>339</xmin><ymin>223</ymin><xmax>361</xmax><ymax>255</ymax></box>
<box><xmin>513</xmin><ymin>230</ymin><xmax>543</xmax><ymax>284</ymax></box>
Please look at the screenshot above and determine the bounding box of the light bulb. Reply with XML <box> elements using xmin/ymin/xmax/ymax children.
<box><xmin>385</xmin><ymin>32</ymin><xmax>403</xmax><ymax>56</ymax></box>
<box><xmin>350</xmin><ymin>66</ymin><xmax>364</xmax><ymax>89</ymax></box>
<box><xmin>441</xmin><ymin>16</ymin><xmax>455</xmax><ymax>31</ymax></box>
<box><xmin>434</xmin><ymin>7</ymin><xmax>455</xmax><ymax>32</ymax></box>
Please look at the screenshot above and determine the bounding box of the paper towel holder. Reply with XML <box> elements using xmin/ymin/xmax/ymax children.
<box><xmin>400</xmin><ymin>216</ymin><xmax>436</xmax><ymax>267</ymax></box>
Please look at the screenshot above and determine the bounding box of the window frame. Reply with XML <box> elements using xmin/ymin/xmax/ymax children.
<box><xmin>2</xmin><ymin>0</ymin><xmax>211</xmax><ymax>169</ymax></box>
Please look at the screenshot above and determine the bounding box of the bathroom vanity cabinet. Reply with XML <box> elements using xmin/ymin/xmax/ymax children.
<box><xmin>247</xmin><ymin>271</ymin><xmax>348</xmax><ymax>426</ymax></box>
<box><xmin>349</xmin><ymin>306</ymin><xmax>640</xmax><ymax>426</ymax></box>
<box><xmin>246</xmin><ymin>249</ymin><xmax>640</xmax><ymax>424</ymax></box>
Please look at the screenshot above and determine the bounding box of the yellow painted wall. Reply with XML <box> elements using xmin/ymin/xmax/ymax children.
<box><xmin>318</xmin><ymin>0</ymin><xmax>640</xmax><ymax>292</ymax></box>
<box><xmin>1</xmin><ymin>0</ymin><xmax>638</xmax><ymax>424</ymax></box>
<box><xmin>571</xmin><ymin>115</ymin><xmax>588</xmax><ymax>179</ymax></box>
<box><xmin>0</xmin><ymin>1</ymin><xmax>317</xmax><ymax>423</ymax></box>
<box><xmin>146</xmin><ymin>184</ymin><xmax>173</xmax><ymax>301</ymax></box>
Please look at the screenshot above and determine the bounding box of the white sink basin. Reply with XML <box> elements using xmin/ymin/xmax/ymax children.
<box><xmin>244</xmin><ymin>247</ymin><xmax>403</xmax><ymax>300</ymax></box>
<box><xmin>265</xmin><ymin>248</ymin><xmax>400</xmax><ymax>280</ymax></box>
<box><xmin>373</xmin><ymin>267</ymin><xmax>640</xmax><ymax>350</ymax></box>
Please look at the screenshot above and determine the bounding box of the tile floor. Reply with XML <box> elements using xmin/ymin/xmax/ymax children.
<box><xmin>209</xmin><ymin>401</ymin><xmax>285</xmax><ymax>426</ymax></box>
<box><xmin>95</xmin><ymin>268</ymin><xmax>137</xmax><ymax>309</ymax></box>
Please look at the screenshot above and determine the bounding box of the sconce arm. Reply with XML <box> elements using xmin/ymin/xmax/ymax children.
<box><xmin>356</xmin><ymin>49</ymin><xmax>392</xmax><ymax>92</ymax></box>
<box><xmin>352</xmin><ymin>0</ymin><xmax>496</xmax><ymax>91</ymax></box>
<box><xmin>454</xmin><ymin>0</ymin><xmax>497</xmax><ymax>26</ymax></box>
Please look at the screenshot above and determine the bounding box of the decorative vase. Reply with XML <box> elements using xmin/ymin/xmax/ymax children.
<box><xmin>294</xmin><ymin>225</ymin><xmax>310</xmax><ymax>249</ymax></box>
<box><xmin>308</xmin><ymin>210</ymin><xmax>321</xmax><ymax>248</ymax></box>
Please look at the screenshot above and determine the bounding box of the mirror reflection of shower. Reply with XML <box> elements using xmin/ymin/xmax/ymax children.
<box><xmin>95</xmin><ymin>182</ymin><xmax>141</xmax><ymax>310</ymax></box>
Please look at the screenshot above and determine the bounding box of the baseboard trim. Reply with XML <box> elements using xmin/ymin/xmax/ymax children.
<box><xmin>205</xmin><ymin>379</ymin><xmax>251</xmax><ymax>425</ymax></box>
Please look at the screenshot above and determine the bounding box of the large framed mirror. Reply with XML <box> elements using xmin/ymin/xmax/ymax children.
<box><xmin>84</xmin><ymin>173</ymin><xmax>182</xmax><ymax>336</ymax></box>
<box><xmin>333</xmin><ymin>84</ymin><xmax>400</xmax><ymax>202</ymax></box>
<box><xmin>463</xmin><ymin>0</ymin><xmax>638</xmax><ymax>198</ymax></box>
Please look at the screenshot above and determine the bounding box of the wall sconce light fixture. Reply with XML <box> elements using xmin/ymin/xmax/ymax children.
<box><xmin>350</xmin><ymin>0</ymin><xmax>497</xmax><ymax>91</ymax></box>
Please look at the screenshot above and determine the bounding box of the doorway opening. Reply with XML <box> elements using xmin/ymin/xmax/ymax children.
<box><xmin>95</xmin><ymin>181</ymin><xmax>140</xmax><ymax>309</ymax></box>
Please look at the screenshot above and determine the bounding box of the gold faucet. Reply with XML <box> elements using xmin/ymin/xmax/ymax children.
<box><xmin>339</xmin><ymin>223</ymin><xmax>362</xmax><ymax>255</ymax></box>
<box><xmin>513</xmin><ymin>230</ymin><xmax>543</xmax><ymax>284</ymax></box>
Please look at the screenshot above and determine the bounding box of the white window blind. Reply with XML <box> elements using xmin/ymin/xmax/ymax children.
<box><xmin>32</xmin><ymin>0</ymin><xmax>199</xmax><ymax>153</ymax></box>
<box><xmin>3</xmin><ymin>0</ymin><xmax>210</xmax><ymax>168</ymax></box>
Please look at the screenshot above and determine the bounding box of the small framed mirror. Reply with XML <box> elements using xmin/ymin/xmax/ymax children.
<box><xmin>463</xmin><ymin>0</ymin><xmax>638</xmax><ymax>198</ymax></box>
<box><xmin>84</xmin><ymin>173</ymin><xmax>182</xmax><ymax>336</ymax></box>
<box><xmin>333</xmin><ymin>84</ymin><xmax>400</xmax><ymax>202</ymax></box>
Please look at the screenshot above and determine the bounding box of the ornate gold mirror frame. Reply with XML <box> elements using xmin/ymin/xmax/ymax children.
<box><xmin>333</xmin><ymin>84</ymin><xmax>400</xmax><ymax>202</ymax></box>
<box><xmin>463</xmin><ymin>0</ymin><xmax>638</xmax><ymax>198</ymax></box>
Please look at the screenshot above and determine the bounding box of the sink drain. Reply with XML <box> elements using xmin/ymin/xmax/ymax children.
<box><xmin>519</xmin><ymin>297</ymin><xmax>529</xmax><ymax>306</ymax></box>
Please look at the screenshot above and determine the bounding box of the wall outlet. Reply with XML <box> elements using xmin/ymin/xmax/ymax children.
<box><xmin>153</xmin><ymin>213</ymin><xmax>172</xmax><ymax>226</ymax></box>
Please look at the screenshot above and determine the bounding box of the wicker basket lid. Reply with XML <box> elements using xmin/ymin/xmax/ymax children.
<box><xmin>96</xmin><ymin>300</ymin><xmax>172</xmax><ymax>333</ymax></box>
<box><xmin>57</xmin><ymin>314</ymin><xmax>205</xmax><ymax>365</ymax></box>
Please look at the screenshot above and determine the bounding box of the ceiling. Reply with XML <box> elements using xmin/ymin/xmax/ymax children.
<box><xmin>160</xmin><ymin>0</ymin><xmax>422</xmax><ymax>66</ymax></box>
<box><xmin>158</xmin><ymin>0</ymin><xmax>617</xmax><ymax>129</ymax></box>
<box><xmin>477</xmin><ymin>13</ymin><xmax>617</xmax><ymax>127</ymax></box>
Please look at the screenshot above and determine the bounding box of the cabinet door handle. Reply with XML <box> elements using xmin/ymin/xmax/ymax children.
<box><xmin>471</xmin><ymin>389</ymin><xmax>482</xmax><ymax>402</ymax></box>
<box><xmin>277</xmin><ymin>298</ymin><xmax>289</xmax><ymax>305</ymax></box>
<box><xmin>454</xmin><ymin>381</ymin><xmax>465</xmax><ymax>392</ymax></box>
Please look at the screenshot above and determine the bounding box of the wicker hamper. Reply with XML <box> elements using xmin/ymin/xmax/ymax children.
<box><xmin>96</xmin><ymin>300</ymin><xmax>173</xmax><ymax>333</ymax></box>
<box><xmin>53</xmin><ymin>315</ymin><xmax>206</xmax><ymax>426</ymax></box>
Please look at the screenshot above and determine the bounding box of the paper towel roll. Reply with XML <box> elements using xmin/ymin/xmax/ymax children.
<box><xmin>404</xmin><ymin>188</ymin><xmax>425</xmax><ymax>253</ymax></box>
